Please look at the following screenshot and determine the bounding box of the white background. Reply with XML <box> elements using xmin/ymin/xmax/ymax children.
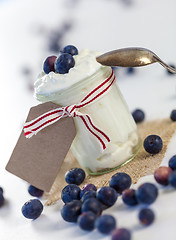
<box><xmin>0</xmin><ymin>0</ymin><xmax>176</xmax><ymax>239</ymax></box>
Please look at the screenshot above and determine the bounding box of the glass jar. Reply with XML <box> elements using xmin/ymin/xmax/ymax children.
<box><xmin>36</xmin><ymin>66</ymin><xmax>141</xmax><ymax>174</ymax></box>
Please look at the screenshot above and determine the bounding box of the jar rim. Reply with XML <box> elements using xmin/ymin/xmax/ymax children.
<box><xmin>35</xmin><ymin>66</ymin><xmax>111</xmax><ymax>102</ymax></box>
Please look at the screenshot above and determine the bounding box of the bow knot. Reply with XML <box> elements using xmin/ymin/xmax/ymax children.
<box><xmin>63</xmin><ymin>105</ymin><xmax>77</xmax><ymax>118</ymax></box>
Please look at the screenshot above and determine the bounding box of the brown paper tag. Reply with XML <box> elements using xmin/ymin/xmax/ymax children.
<box><xmin>6</xmin><ymin>102</ymin><xmax>76</xmax><ymax>192</ymax></box>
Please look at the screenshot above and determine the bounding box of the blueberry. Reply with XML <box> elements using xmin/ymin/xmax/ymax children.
<box><xmin>43</xmin><ymin>56</ymin><xmax>57</xmax><ymax>74</ymax></box>
<box><xmin>0</xmin><ymin>193</ymin><xmax>4</xmax><ymax>207</ymax></box>
<box><xmin>169</xmin><ymin>155</ymin><xmax>176</xmax><ymax>170</ymax></box>
<box><xmin>154</xmin><ymin>166</ymin><xmax>172</xmax><ymax>186</ymax></box>
<box><xmin>143</xmin><ymin>135</ymin><xmax>163</xmax><ymax>154</ymax></box>
<box><xmin>122</xmin><ymin>189</ymin><xmax>138</xmax><ymax>206</ymax></box>
<box><xmin>132</xmin><ymin>109</ymin><xmax>145</xmax><ymax>123</ymax></box>
<box><xmin>81</xmin><ymin>190</ymin><xmax>96</xmax><ymax>202</ymax></box>
<box><xmin>28</xmin><ymin>185</ymin><xmax>44</xmax><ymax>198</ymax></box>
<box><xmin>127</xmin><ymin>67</ymin><xmax>135</xmax><ymax>74</ymax></box>
<box><xmin>21</xmin><ymin>199</ymin><xmax>43</xmax><ymax>220</ymax></box>
<box><xmin>61</xmin><ymin>200</ymin><xmax>82</xmax><ymax>223</ymax></box>
<box><xmin>62</xmin><ymin>45</ymin><xmax>78</xmax><ymax>56</ymax></box>
<box><xmin>65</xmin><ymin>168</ymin><xmax>86</xmax><ymax>185</ymax></box>
<box><xmin>61</xmin><ymin>184</ymin><xmax>80</xmax><ymax>203</ymax></box>
<box><xmin>111</xmin><ymin>228</ymin><xmax>131</xmax><ymax>240</ymax></box>
<box><xmin>168</xmin><ymin>171</ymin><xmax>176</xmax><ymax>188</ymax></box>
<box><xmin>167</xmin><ymin>64</ymin><xmax>176</xmax><ymax>75</ymax></box>
<box><xmin>0</xmin><ymin>187</ymin><xmax>3</xmax><ymax>194</ymax></box>
<box><xmin>81</xmin><ymin>198</ymin><xmax>102</xmax><ymax>216</ymax></box>
<box><xmin>54</xmin><ymin>53</ymin><xmax>75</xmax><ymax>74</ymax></box>
<box><xmin>96</xmin><ymin>186</ymin><xmax>118</xmax><ymax>207</ymax></box>
<box><xmin>138</xmin><ymin>208</ymin><xmax>155</xmax><ymax>226</ymax></box>
<box><xmin>77</xmin><ymin>211</ymin><xmax>97</xmax><ymax>231</ymax></box>
<box><xmin>109</xmin><ymin>172</ymin><xmax>132</xmax><ymax>194</ymax></box>
<box><xmin>80</xmin><ymin>184</ymin><xmax>97</xmax><ymax>198</ymax></box>
<box><xmin>170</xmin><ymin>110</ymin><xmax>176</xmax><ymax>121</ymax></box>
<box><xmin>136</xmin><ymin>183</ymin><xmax>158</xmax><ymax>205</ymax></box>
<box><xmin>95</xmin><ymin>214</ymin><xmax>116</xmax><ymax>234</ymax></box>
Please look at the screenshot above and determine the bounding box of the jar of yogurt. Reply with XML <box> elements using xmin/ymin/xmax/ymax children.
<box><xmin>34</xmin><ymin>49</ymin><xmax>141</xmax><ymax>174</ymax></box>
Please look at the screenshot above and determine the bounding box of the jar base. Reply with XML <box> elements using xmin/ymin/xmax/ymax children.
<box><xmin>86</xmin><ymin>139</ymin><xmax>142</xmax><ymax>176</ymax></box>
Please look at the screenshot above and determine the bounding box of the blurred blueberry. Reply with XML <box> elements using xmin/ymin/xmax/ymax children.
<box><xmin>111</xmin><ymin>66</ymin><xmax>118</xmax><ymax>75</ymax></box>
<box><xmin>127</xmin><ymin>67</ymin><xmax>135</xmax><ymax>74</ymax></box>
<box><xmin>62</xmin><ymin>22</ymin><xmax>72</xmax><ymax>32</ymax></box>
<box><xmin>62</xmin><ymin>45</ymin><xmax>78</xmax><ymax>56</ymax></box>
<box><xmin>21</xmin><ymin>67</ymin><xmax>32</xmax><ymax>76</ymax></box>
<box><xmin>55</xmin><ymin>53</ymin><xmax>75</xmax><ymax>74</ymax></box>
<box><xmin>77</xmin><ymin>211</ymin><xmax>97</xmax><ymax>231</ymax></box>
<box><xmin>81</xmin><ymin>198</ymin><xmax>102</xmax><ymax>216</ymax></box>
<box><xmin>43</xmin><ymin>56</ymin><xmax>57</xmax><ymax>74</ymax></box>
<box><xmin>28</xmin><ymin>185</ymin><xmax>43</xmax><ymax>198</ymax></box>
<box><xmin>169</xmin><ymin>155</ymin><xmax>176</xmax><ymax>170</ymax></box>
<box><xmin>111</xmin><ymin>228</ymin><xmax>131</xmax><ymax>240</ymax></box>
<box><xmin>65</xmin><ymin>168</ymin><xmax>85</xmax><ymax>185</ymax></box>
<box><xmin>0</xmin><ymin>187</ymin><xmax>3</xmax><ymax>195</ymax></box>
<box><xmin>143</xmin><ymin>135</ymin><xmax>163</xmax><ymax>154</ymax></box>
<box><xmin>80</xmin><ymin>184</ymin><xmax>97</xmax><ymax>198</ymax></box>
<box><xmin>138</xmin><ymin>208</ymin><xmax>155</xmax><ymax>226</ymax></box>
<box><xmin>168</xmin><ymin>171</ymin><xmax>176</xmax><ymax>188</ymax></box>
<box><xmin>21</xmin><ymin>199</ymin><xmax>43</xmax><ymax>220</ymax></box>
<box><xmin>109</xmin><ymin>172</ymin><xmax>132</xmax><ymax>194</ymax></box>
<box><xmin>95</xmin><ymin>214</ymin><xmax>116</xmax><ymax>234</ymax></box>
<box><xmin>81</xmin><ymin>190</ymin><xmax>96</xmax><ymax>202</ymax></box>
<box><xmin>0</xmin><ymin>194</ymin><xmax>4</xmax><ymax>207</ymax></box>
<box><xmin>97</xmin><ymin>186</ymin><xmax>118</xmax><ymax>207</ymax></box>
<box><xmin>132</xmin><ymin>109</ymin><xmax>145</xmax><ymax>123</ymax></box>
<box><xmin>61</xmin><ymin>184</ymin><xmax>81</xmax><ymax>203</ymax></box>
<box><xmin>170</xmin><ymin>110</ymin><xmax>176</xmax><ymax>121</ymax></box>
<box><xmin>167</xmin><ymin>64</ymin><xmax>176</xmax><ymax>75</ymax></box>
<box><xmin>154</xmin><ymin>166</ymin><xmax>172</xmax><ymax>186</ymax></box>
<box><xmin>48</xmin><ymin>40</ymin><xmax>61</xmax><ymax>53</ymax></box>
<box><xmin>136</xmin><ymin>183</ymin><xmax>158</xmax><ymax>205</ymax></box>
<box><xmin>61</xmin><ymin>200</ymin><xmax>82</xmax><ymax>222</ymax></box>
<box><xmin>122</xmin><ymin>189</ymin><xmax>138</xmax><ymax>206</ymax></box>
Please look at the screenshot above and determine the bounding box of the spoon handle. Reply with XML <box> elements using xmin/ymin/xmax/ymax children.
<box><xmin>153</xmin><ymin>55</ymin><xmax>176</xmax><ymax>74</ymax></box>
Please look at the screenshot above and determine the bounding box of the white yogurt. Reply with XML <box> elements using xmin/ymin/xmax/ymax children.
<box><xmin>34</xmin><ymin>49</ymin><xmax>103</xmax><ymax>96</ymax></box>
<box><xmin>34</xmin><ymin>49</ymin><xmax>140</xmax><ymax>173</ymax></box>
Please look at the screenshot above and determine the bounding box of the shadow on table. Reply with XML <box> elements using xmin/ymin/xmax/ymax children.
<box><xmin>0</xmin><ymin>199</ymin><xmax>12</xmax><ymax>218</ymax></box>
<box><xmin>31</xmin><ymin>214</ymin><xmax>70</xmax><ymax>232</ymax></box>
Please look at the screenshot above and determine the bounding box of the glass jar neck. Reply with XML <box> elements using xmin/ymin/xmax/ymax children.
<box><xmin>36</xmin><ymin>66</ymin><xmax>112</xmax><ymax>107</ymax></box>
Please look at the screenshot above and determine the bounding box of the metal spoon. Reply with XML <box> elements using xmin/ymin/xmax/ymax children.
<box><xmin>96</xmin><ymin>47</ymin><xmax>176</xmax><ymax>74</ymax></box>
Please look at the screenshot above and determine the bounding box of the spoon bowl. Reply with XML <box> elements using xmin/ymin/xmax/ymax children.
<box><xmin>96</xmin><ymin>47</ymin><xmax>176</xmax><ymax>74</ymax></box>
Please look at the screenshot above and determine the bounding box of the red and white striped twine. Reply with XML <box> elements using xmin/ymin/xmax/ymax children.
<box><xmin>24</xmin><ymin>70</ymin><xmax>116</xmax><ymax>151</ymax></box>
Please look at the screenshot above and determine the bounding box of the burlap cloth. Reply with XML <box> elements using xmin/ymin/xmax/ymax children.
<box><xmin>44</xmin><ymin>118</ymin><xmax>176</xmax><ymax>205</ymax></box>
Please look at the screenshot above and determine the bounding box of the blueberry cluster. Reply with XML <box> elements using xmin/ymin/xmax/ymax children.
<box><xmin>61</xmin><ymin>169</ymin><xmax>132</xmax><ymax>238</ymax></box>
<box><xmin>121</xmin><ymin>182</ymin><xmax>157</xmax><ymax>226</ymax></box>
<box><xmin>122</xmin><ymin>182</ymin><xmax>158</xmax><ymax>206</ymax></box>
<box><xmin>60</xmin><ymin>169</ymin><xmax>159</xmax><ymax>237</ymax></box>
<box><xmin>43</xmin><ymin>45</ymin><xmax>78</xmax><ymax>74</ymax></box>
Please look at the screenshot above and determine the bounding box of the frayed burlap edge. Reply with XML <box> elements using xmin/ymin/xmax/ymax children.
<box><xmin>44</xmin><ymin>118</ymin><xmax>176</xmax><ymax>205</ymax></box>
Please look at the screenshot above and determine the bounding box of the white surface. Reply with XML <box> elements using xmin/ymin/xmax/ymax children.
<box><xmin>0</xmin><ymin>0</ymin><xmax>176</xmax><ymax>239</ymax></box>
